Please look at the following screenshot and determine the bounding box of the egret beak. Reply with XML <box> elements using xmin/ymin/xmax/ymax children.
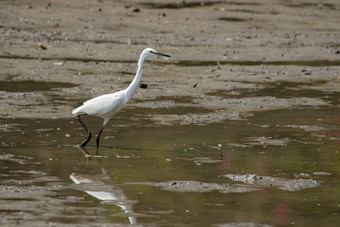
<box><xmin>155</xmin><ymin>52</ymin><xmax>171</xmax><ymax>57</ymax></box>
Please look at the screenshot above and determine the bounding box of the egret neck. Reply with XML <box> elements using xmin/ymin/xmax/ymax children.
<box><xmin>126</xmin><ymin>53</ymin><xmax>146</xmax><ymax>100</ymax></box>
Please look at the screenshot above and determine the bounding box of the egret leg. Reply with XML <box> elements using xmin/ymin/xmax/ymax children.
<box><xmin>76</xmin><ymin>115</ymin><xmax>92</xmax><ymax>147</ymax></box>
<box><xmin>96</xmin><ymin>126</ymin><xmax>104</xmax><ymax>148</ymax></box>
<box><xmin>96</xmin><ymin>117</ymin><xmax>111</xmax><ymax>149</ymax></box>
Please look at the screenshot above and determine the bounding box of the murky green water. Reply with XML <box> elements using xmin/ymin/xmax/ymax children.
<box><xmin>1</xmin><ymin>105</ymin><xmax>339</xmax><ymax>226</ymax></box>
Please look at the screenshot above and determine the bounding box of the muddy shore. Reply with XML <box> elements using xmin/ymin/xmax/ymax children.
<box><xmin>0</xmin><ymin>0</ymin><xmax>339</xmax><ymax>124</ymax></box>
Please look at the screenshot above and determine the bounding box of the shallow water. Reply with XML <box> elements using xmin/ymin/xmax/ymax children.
<box><xmin>1</xmin><ymin>105</ymin><xmax>339</xmax><ymax>226</ymax></box>
<box><xmin>208</xmin><ymin>81</ymin><xmax>339</xmax><ymax>105</ymax></box>
<box><xmin>0</xmin><ymin>80</ymin><xmax>77</xmax><ymax>92</ymax></box>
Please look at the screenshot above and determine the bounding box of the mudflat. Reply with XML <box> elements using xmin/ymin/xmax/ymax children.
<box><xmin>0</xmin><ymin>0</ymin><xmax>339</xmax><ymax>123</ymax></box>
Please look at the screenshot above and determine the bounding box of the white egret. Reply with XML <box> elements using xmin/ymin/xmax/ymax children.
<box><xmin>72</xmin><ymin>48</ymin><xmax>171</xmax><ymax>148</ymax></box>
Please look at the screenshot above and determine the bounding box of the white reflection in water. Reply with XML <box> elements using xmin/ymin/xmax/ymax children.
<box><xmin>69</xmin><ymin>147</ymin><xmax>137</xmax><ymax>224</ymax></box>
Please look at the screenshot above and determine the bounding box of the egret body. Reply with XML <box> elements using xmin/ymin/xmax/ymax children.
<box><xmin>72</xmin><ymin>48</ymin><xmax>170</xmax><ymax>148</ymax></box>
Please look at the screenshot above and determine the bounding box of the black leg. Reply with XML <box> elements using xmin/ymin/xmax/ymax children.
<box><xmin>96</xmin><ymin>126</ymin><xmax>104</xmax><ymax>148</ymax></box>
<box><xmin>76</xmin><ymin>115</ymin><xmax>92</xmax><ymax>147</ymax></box>
<box><xmin>96</xmin><ymin>117</ymin><xmax>111</xmax><ymax>149</ymax></box>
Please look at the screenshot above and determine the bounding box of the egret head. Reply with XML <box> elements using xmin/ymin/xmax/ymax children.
<box><xmin>141</xmin><ymin>48</ymin><xmax>171</xmax><ymax>58</ymax></box>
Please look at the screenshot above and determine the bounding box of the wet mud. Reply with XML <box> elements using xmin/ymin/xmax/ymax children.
<box><xmin>0</xmin><ymin>0</ymin><xmax>339</xmax><ymax>122</ymax></box>
<box><xmin>224</xmin><ymin>174</ymin><xmax>320</xmax><ymax>192</ymax></box>
<box><xmin>126</xmin><ymin>174</ymin><xmax>320</xmax><ymax>193</ymax></box>
<box><xmin>0</xmin><ymin>0</ymin><xmax>340</xmax><ymax>226</ymax></box>
<box><xmin>126</xmin><ymin>180</ymin><xmax>257</xmax><ymax>193</ymax></box>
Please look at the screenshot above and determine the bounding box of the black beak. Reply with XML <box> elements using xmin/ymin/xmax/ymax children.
<box><xmin>155</xmin><ymin>52</ymin><xmax>171</xmax><ymax>57</ymax></box>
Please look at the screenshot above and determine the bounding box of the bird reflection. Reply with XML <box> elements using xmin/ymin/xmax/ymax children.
<box><xmin>70</xmin><ymin>146</ymin><xmax>137</xmax><ymax>224</ymax></box>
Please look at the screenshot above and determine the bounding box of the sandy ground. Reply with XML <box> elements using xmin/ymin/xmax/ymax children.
<box><xmin>0</xmin><ymin>0</ymin><xmax>339</xmax><ymax>126</ymax></box>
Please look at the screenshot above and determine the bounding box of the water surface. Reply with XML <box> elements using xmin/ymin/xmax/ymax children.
<box><xmin>1</xmin><ymin>106</ymin><xmax>339</xmax><ymax>226</ymax></box>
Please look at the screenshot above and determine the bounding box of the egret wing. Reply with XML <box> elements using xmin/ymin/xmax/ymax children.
<box><xmin>73</xmin><ymin>91</ymin><xmax>125</xmax><ymax>116</ymax></box>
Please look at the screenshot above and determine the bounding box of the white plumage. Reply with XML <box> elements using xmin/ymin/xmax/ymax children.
<box><xmin>72</xmin><ymin>48</ymin><xmax>170</xmax><ymax>148</ymax></box>
<box><xmin>73</xmin><ymin>91</ymin><xmax>125</xmax><ymax>117</ymax></box>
